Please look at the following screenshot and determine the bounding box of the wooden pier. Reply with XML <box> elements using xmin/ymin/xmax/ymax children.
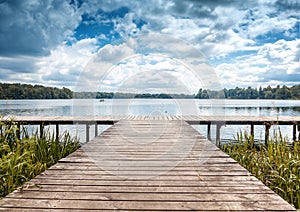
<box><xmin>0</xmin><ymin>117</ymin><xmax>297</xmax><ymax>211</ymax></box>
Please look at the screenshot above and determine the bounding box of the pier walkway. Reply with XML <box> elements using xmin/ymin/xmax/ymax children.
<box><xmin>0</xmin><ymin>118</ymin><xmax>296</xmax><ymax>211</ymax></box>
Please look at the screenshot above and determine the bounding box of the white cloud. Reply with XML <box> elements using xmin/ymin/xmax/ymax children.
<box><xmin>113</xmin><ymin>12</ymin><xmax>140</xmax><ymax>37</ymax></box>
<box><xmin>98</xmin><ymin>54</ymin><xmax>202</xmax><ymax>94</ymax></box>
<box><xmin>76</xmin><ymin>33</ymin><xmax>221</xmax><ymax>93</ymax></box>
<box><xmin>36</xmin><ymin>38</ymin><xmax>98</xmax><ymax>88</ymax></box>
<box><xmin>216</xmin><ymin>39</ymin><xmax>300</xmax><ymax>88</ymax></box>
<box><xmin>247</xmin><ymin>14</ymin><xmax>298</xmax><ymax>39</ymax></box>
<box><xmin>94</xmin><ymin>42</ymin><xmax>135</xmax><ymax>63</ymax></box>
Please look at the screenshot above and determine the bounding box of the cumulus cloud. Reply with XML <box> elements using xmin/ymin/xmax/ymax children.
<box><xmin>113</xmin><ymin>12</ymin><xmax>141</xmax><ymax>37</ymax></box>
<box><xmin>76</xmin><ymin>33</ymin><xmax>220</xmax><ymax>93</ymax></box>
<box><xmin>94</xmin><ymin>42</ymin><xmax>135</xmax><ymax>63</ymax></box>
<box><xmin>37</xmin><ymin>38</ymin><xmax>98</xmax><ymax>87</ymax></box>
<box><xmin>0</xmin><ymin>0</ymin><xmax>82</xmax><ymax>57</ymax></box>
<box><xmin>216</xmin><ymin>39</ymin><xmax>300</xmax><ymax>88</ymax></box>
<box><xmin>97</xmin><ymin>56</ymin><xmax>202</xmax><ymax>94</ymax></box>
<box><xmin>0</xmin><ymin>0</ymin><xmax>84</xmax><ymax>86</ymax></box>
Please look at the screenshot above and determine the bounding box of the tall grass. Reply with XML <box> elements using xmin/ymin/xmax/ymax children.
<box><xmin>222</xmin><ymin>131</ymin><xmax>300</xmax><ymax>209</ymax></box>
<box><xmin>0</xmin><ymin>121</ymin><xmax>80</xmax><ymax>197</ymax></box>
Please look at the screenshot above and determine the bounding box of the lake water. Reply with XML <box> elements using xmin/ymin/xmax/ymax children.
<box><xmin>1</xmin><ymin>99</ymin><xmax>300</xmax><ymax>143</ymax></box>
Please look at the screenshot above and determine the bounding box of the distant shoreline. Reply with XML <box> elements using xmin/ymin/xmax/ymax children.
<box><xmin>1</xmin><ymin>82</ymin><xmax>300</xmax><ymax>100</ymax></box>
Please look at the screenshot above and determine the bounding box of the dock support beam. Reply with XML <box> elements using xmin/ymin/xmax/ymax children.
<box><xmin>86</xmin><ymin>124</ymin><xmax>90</xmax><ymax>143</ymax></box>
<box><xmin>250</xmin><ymin>124</ymin><xmax>254</xmax><ymax>140</ymax></box>
<box><xmin>293</xmin><ymin>124</ymin><xmax>297</xmax><ymax>142</ymax></box>
<box><xmin>17</xmin><ymin>123</ymin><xmax>21</xmax><ymax>140</ymax></box>
<box><xmin>56</xmin><ymin>124</ymin><xmax>59</xmax><ymax>141</ymax></box>
<box><xmin>40</xmin><ymin>124</ymin><xmax>44</xmax><ymax>138</ymax></box>
<box><xmin>207</xmin><ymin>123</ymin><xmax>211</xmax><ymax>140</ymax></box>
<box><xmin>216</xmin><ymin>123</ymin><xmax>222</xmax><ymax>147</ymax></box>
<box><xmin>265</xmin><ymin>123</ymin><xmax>270</xmax><ymax>145</ymax></box>
<box><xmin>298</xmin><ymin>124</ymin><xmax>300</xmax><ymax>141</ymax></box>
<box><xmin>95</xmin><ymin>124</ymin><xmax>98</xmax><ymax>137</ymax></box>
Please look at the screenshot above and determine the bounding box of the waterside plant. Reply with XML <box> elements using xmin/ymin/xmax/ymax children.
<box><xmin>222</xmin><ymin>131</ymin><xmax>300</xmax><ymax>209</ymax></box>
<box><xmin>0</xmin><ymin>121</ymin><xmax>80</xmax><ymax>197</ymax></box>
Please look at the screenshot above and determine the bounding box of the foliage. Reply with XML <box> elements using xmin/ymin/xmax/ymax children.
<box><xmin>0</xmin><ymin>83</ymin><xmax>73</xmax><ymax>99</ymax></box>
<box><xmin>74</xmin><ymin>91</ymin><xmax>195</xmax><ymax>99</ymax></box>
<box><xmin>222</xmin><ymin>132</ymin><xmax>300</xmax><ymax>209</ymax></box>
<box><xmin>196</xmin><ymin>84</ymin><xmax>300</xmax><ymax>99</ymax></box>
<box><xmin>0</xmin><ymin>121</ymin><xmax>79</xmax><ymax>197</ymax></box>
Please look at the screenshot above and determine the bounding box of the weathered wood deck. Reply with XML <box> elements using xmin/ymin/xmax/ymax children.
<box><xmin>0</xmin><ymin>119</ymin><xmax>296</xmax><ymax>211</ymax></box>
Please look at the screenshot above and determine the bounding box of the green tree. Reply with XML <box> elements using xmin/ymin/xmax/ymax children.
<box><xmin>258</xmin><ymin>86</ymin><xmax>264</xmax><ymax>99</ymax></box>
<box><xmin>291</xmin><ymin>85</ymin><xmax>300</xmax><ymax>99</ymax></box>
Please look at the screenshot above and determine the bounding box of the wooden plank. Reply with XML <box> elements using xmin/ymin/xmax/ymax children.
<box><xmin>0</xmin><ymin>198</ymin><xmax>294</xmax><ymax>211</ymax></box>
<box><xmin>5</xmin><ymin>191</ymin><xmax>283</xmax><ymax>202</ymax></box>
<box><xmin>31</xmin><ymin>174</ymin><xmax>269</xmax><ymax>182</ymax></box>
<box><xmin>14</xmin><ymin>184</ymin><xmax>273</xmax><ymax>193</ymax></box>
<box><xmin>28</xmin><ymin>169</ymin><xmax>252</xmax><ymax>177</ymax></box>
<box><xmin>29</xmin><ymin>178</ymin><xmax>263</xmax><ymax>187</ymax></box>
<box><xmin>47</xmin><ymin>163</ymin><xmax>247</xmax><ymax>171</ymax></box>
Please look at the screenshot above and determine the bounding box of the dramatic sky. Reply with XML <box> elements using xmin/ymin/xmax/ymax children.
<box><xmin>0</xmin><ymin>0</ymin><xmax>299</xmax><ymax>93</ymax></box>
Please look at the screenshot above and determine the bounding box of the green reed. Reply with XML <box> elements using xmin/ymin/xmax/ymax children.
<box><xmin>222</xmin><ymin>131</ymin><xmax>300</xmax><ymax>209</ymax></box>
<box><xmin>0</xmin><ymin>121</ymin><xmax>80</xmax><ymax>197</ymax></box>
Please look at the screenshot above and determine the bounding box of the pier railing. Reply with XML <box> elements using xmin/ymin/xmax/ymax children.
<box><xmin>1</xmin><ymin>115</ymin><xmax>300</xmax><ymax>143</ymax></box>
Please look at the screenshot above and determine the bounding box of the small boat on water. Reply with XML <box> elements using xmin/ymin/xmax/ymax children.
<box><xmin>99</xmin><ymin>99</ymin><xmax>105</xmax><ymax>102</ymax></box>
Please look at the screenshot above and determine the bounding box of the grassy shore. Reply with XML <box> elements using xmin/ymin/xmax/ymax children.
<box><xmin>0</xmin><ymin>121</ymin><xmax>80</xmax><ymax>198</ymax></box>
<box><xmin>222</xmin><ymin>131</ymin><xmax>300</xmax><ymax>209</ymax></box>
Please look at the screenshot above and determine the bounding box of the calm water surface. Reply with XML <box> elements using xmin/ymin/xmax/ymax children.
<box><xmin>1</xmin><ymin>99</ymin><xmax>300</xmax><ymax>143</ymax></box>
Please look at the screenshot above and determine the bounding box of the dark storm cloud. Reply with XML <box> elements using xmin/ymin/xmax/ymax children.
<box><xmin>262</xmin><ymin>73</ymin><xmax>300</xmax><ymax>82</ymax></box>
<box><xmin>42</xmin><ymin>72</ymin><xmax>78</xmax><ymax>83</ymax></box>
<box><xmin>0</xmin><ymin>69</ymin><xmax>12</xmax><ymax>80</ymax></box>
<box><xmin>0</xmin><ymin>0</ymin><xmax>81</xmax><ymax>57</ymax></box>
<box><xmin>276</xmin><ymin>0</ymin><xmax>300</xmax><ymax>10</ymax></box>
<box><xmin>136</xmin><ymin>0</ymin><xmax>256</xmax><ymax>21</ymax></box>
<box><xmin>0</xmin><ymin>57</ymin><xmax>37</xmax><ymax>73</ymax></box>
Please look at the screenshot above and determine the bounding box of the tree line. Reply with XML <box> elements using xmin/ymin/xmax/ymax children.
<box><xmin>0</xmin><ymin>83</ymin><xmax>73</xmax><ymax>99</ymax></box>
<box><xmin>73</xmin><ymin>92</ymin><xmax>194</xmax><ymax>99</ymax></box>
<box><xmin>195</xmin><ymin>85</ymin><xmax>300</xmax><ymax>99</ymax></box>
<box><xmin>1</xmin><ymin>82</ymin><xmax>300</xmax><ymax>100</ymax></box>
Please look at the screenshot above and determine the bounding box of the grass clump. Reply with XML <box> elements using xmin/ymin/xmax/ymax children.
<box><xmin>0</xmin><ymin>121</ymin><xmax>80</xmax><ymax>197</ymax></box>
<box><xmin>222</xmin><ymin>131</ymin><xmax>300</xmax><ymax>209</ymax></box>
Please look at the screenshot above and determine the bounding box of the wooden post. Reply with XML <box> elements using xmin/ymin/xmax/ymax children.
<box><xmin>297</xmin><ymin>124</ymin><xmax>300</xmax><ymax>141</ymax></box>
<box><xmin>95</xmin><ymin>123</ymin><xmax>98</xmax><ymax>137</ymax></box>
<box><xmin>265</xmin><ymin>123</ymin><xmax>270</xmax><ymax>145</ymax></box>
<box><xmin>250</xmin><ymin>124</ymin><xmax>254</xmax><ymax>140</ymax></box>
<box><xmin>40</xmin><ymin>124</ymin><xmax>44</xmax><ymax>138</ymax></box>
<box><xmin>17</xmin><ymin>123</ymin><xmax>21</xmax><ymax>140</ymax></box>
<box><xmin>207</xmin><ymin>123</ymin><xmax>211</xmax><ymax>140</ymax></box>
<box><xmin>216</xmin><ymin>124</ymin><xmax>222</xmax><ymax>147</ymax></box>
<box><xmin>56</xmin><ymin>124</ymin><xmax>59</xmax><ymax>141</ymax></box>
<box><xmin>293</xmin><ymin>124</ymin><xmax>296</xmax><ymax>142</ymax></box>
<box><xmin>86</xmin><ymin>124</ymin><xmax>90</xmax><ymax>143</ymax></box>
